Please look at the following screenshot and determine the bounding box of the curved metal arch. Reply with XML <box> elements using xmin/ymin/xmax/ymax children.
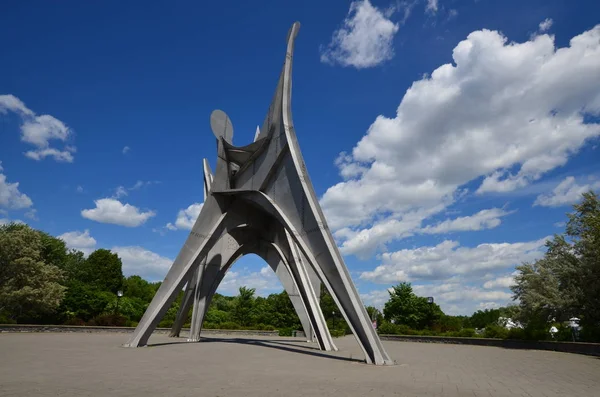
<box><xmin>173</xmin><ymin>224</ymin><xmax>335</xmax><ymax>351</ymax></box>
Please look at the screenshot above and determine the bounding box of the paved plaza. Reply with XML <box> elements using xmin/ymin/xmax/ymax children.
<box><xmin>0</xmin><ymin>332</ymin><xmax>598</xmax><ymax>397</ymax></box>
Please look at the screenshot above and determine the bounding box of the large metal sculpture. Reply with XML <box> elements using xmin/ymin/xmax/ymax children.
<box><xmin>124</xmin><ymin>22</ymin><xmax>393</xmax><ymax>365</ymax></box>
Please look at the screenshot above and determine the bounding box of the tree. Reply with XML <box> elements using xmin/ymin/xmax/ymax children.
<box><xmin>81</xmin><ymin>249</ymin><xmax>124</xmax><ymax>293</ymax></box>
<box><xmin>233</xmin><ymin>286</ymin><xmax>255</xmax><ymax>326</ymax></box>
<box><xmin>383</xmin><ymin>282</ymin><xmax>443</xmax><ymax>330</ymax></box>
<box><xmin>366</xmin><ymin>306</ymin><xmax>384</xmax><ymax>326</ymax></box>
<box><xmin>512</xmin><ymin>190</ymin><xmax>600</xmax><ymax>339</ymax></box>
<box><xmin>0</xmin><ymin>224</ymin><xmax>66</xmax><ymax>321</ymax></box>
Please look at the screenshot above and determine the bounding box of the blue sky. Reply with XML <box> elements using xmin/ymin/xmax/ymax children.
<box><xmin>1</xmin><ymin>0</ymin><xmax>599</xmax><ymax>315</ymax></box>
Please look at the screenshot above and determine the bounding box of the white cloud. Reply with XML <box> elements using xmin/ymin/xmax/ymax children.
<box><xmin>76</xmin><ymin>185</ymin><xmax>84</xmax><ymax>193</ymax></box>
<box><xmin>337</xmin><ymin>206</ymin><xmax>512</xmax><ymax>258</ymax></box>
<box><xmin>534</xmin><ymin>176</ymin><xmax>600</xmax><ymax>207</ymax></box>
<box><xmin>218</xmin><ymin>265</ymin><xmax>281</xmax><ymax>296</ymax></box>
<box><xmin>420</xmin><ymin>208</ymin><xmax>513</xmax><ymax>234</ymax></box>
<box><xmin>321</xmin><ymin>25</ymin><xmax>600</xmax><ymax>254</ymax></box>
<box><xmin>112</xmin><ymin>246</ymin><xmax>172</xmax><ymax>282</ymax></box>
<box><xmin>426</xmin><ymin>0</ymin><xmax>438</xmax><ymax>14</ymax></box>
<box><xmin>0</xmin><ymin>171</ymin><xmax>33</xmax><ymax>210</ymax></box>
<box><xmin>413</xmin><ymin>282</ymin><xmax>513</xmax><ymax>315</ymax></box>
<box><xmin>81</xmin><ymin>198</ymin><xmax>156</xmax><ymax>227</ymax></box>
<box><xmin>360</xmin><ymin>236</ymin><xmax>549</xmax><ymax>283</ymax></box>
<box><xmin>167</xmin><ymin>202</ymin><xmax>203</xmax><ymax>230</ymax></box>
<box><xmin>360</xmin><ymin>288</ymin><xmax>393</xmax><ymax>310</ymax></box>
<box><xmin>113</xmin><ymin>186</ymin><xmax>128</xmax><ymax>199</ymax></box>
<box><xmin>483</xmin><ymin>275</ymin><xmax>515</xmax><ymax>289</ymax></box>
<box><xmin>58</xmin><ymin>229</ymin><xmax>97</xmax><ymax>255</ymax></box>
<box><xmin>320</xmin><ymin>0</ymin><xmax>400</xmax><ymax>69</ymax></box>
<box><xmin>0</xmin><ymin>94</ymin><xmax>76</xmax><ymax>162</ymax></box>
<box><xmin>24</xmin><ymin>209</ymin><xmax>38</xmax><ymax>221</ymax></box>
<box><xmin>0</xmin><ymin>218</ymin><xmax>25</xmax><ymax>226</ymax></box>
<box><xmin>112</xmin><ymin>180</ymin><xmax>159</xmax><ymax>199</ymax></box>
<box><xmin>122</xmin><ymin>146</ymin><xmax>130</xmax><ymax>154</ymax></box>
<box><xmin>539</xmin><ymin>18</ymin><xmax>553</xmax><ymax>32</ymax></box>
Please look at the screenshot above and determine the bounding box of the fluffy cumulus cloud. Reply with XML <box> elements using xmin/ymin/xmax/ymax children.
<box><xmin>360</xmin><ymin>236</ymin><xmax>550</xmax><ymax>284</ymax></box>
<box><xmin>166</xmin><ymin>202</ymin><xmax>203</xmax><ymax>230</ymax></box>
<box><xmin>0</xmin><ymin>163</ymin><xmax>33</xmax><ymax>210</ymax></box>
<box><xmin>320</xmin><ymin>0</ymin><xmax>400</xmax><ymax>69</ymax></box>
<box><xmin>219</xmin><ymin>265</ymin><xmax>281</xmax><ymax>296</ymax></box>
<box><xmin>112</xmin><ymin>246</ymin><xmax>173</xmax><ymax>282</ymax></box>
<box><xmin>0</xmin><ymin>94</ymin><xmax>76</xmax><ymax>162</ymax></box>
<box><xmin>81</xmin><ymin>198</ymin><xmax>156</xmax><ymax>227</ymax></box>
<box><xmin>321</xmin><ymin>25</ymin><xmax>600</xmax><ymax>256</ymax></box>
<box><xmin>534</xmin><ymin>176</ymin><xmax>600</xmax><ymax>207</ymax></box>
<box><xmin>58</xmin><ymin>229</ymin><xmax>97</xmax><ymax>255</ymax></box>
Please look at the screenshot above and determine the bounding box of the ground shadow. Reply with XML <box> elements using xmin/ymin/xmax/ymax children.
<box><xmin>148</xmin><ymin>335</ymin><xmax>364</xmax><ymax>364</ymax></box>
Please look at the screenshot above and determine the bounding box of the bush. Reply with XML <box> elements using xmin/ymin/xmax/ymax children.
<box><xmin>219</xmin><ymin>321</ymin><xmax>241</xmax><ymax>330</ymax></box>
<box><xmin>278</xmin><ymin>327</ymin><xmax>293</xmax><ymax>336</ymax></box>
<box><xmin>377</xmin><ymin>322</ymin><xmax>401</xmax><ymax>335</ymax></box>
<box><xmin>330</xmin><ymin>329</ymin><xmax>346</xmax><ymax>338</ymax></box>
<box><xmin>88</xmin><ymin>314</ymin><xmax>128</xmax><ymax>327</ymax></box>
<box><xmin>158</xmin><ymin>319</ymin><xmax>174</xmax><ymax>328</ymax></box>
<box><xmin>580</xmin><ymin>325</ymin><xmax>600</xmax><ymax>343</ymax></box>
<box><xmin>456</xmin><ymin>328</ymin><xmax>476</xmax><ymax>338</ymax></box>
<box><xmin>506</xmin><ymin>327</ymin><xmax>526</xmax><ymax>340</ymax></box>
<box><xmin>0</xmin><ymin>314</ymin><xmax>17</xmax><ymax>324</ymax></box>
<box><xmin>63</xmin><ymin>317</ymin><xmax>85</xmax><ymax>326</ymax></box>
<box><xmin>483</xmin><ymin>324</ymin><xmax>509</xmax><ymax>339</ymax></box>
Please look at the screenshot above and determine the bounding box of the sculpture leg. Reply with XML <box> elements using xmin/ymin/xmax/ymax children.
<box><xmin>169</xmin><ymin>267</ymin><xmax>199</xmax><ymax>337</ymax></box>
<box><xmin>124</xmin><ymin>200</ymin><xmax>230</xmax><ymax>348</ymax></box>
<box><xmin>265</xmin><ymin>249</ymin><xmax>313</xmax><ymax>342</ymax></box>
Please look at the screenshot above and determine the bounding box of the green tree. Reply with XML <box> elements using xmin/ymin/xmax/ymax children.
<box><xmin>383</xmin><ymin>282</ymin><xmax>443</xmax><ymax>330</ymax></box>
<box><xmin>233</xmin><ymin>286</ymin><xmax>255</xmax><ymax>326</ymax></box>
<box><xmin>81</xmin><ymin>249</ymin><xmax>124</xmax><ymax>293</ymax></box>
<box><xmin>512</xmin><ymin>191</ymin><xmax>600</xmax><ymax>340</ymax></box>
<box><xmin>0</xmin><ymin>224</ymin><xmax>66</xmax><ymax>321</ymax></box>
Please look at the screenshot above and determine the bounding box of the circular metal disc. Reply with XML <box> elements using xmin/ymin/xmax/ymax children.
<box><xmin>210</xmin><ymin>109</ymin><xmax>234</xmax><ymax>143</ymax></box>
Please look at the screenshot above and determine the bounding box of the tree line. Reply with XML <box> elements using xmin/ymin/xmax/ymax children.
<box><xmin>0</xmin><ymin>191</ymin><xmax>598</xmax><ymax>341</ymax></box>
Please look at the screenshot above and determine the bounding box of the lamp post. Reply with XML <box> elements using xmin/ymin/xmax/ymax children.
<box><xmin>115</xmin><ymin>290</ymin><xmax>123</xmax><ymax>315</ymax></box>
<box><xmin>332</xmin><ymin>311</ymin><xmax>336</xmax><ymax>329</ymax></box>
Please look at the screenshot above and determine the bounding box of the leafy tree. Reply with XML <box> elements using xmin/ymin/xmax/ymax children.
<box><xmin>81</xmin><ymin>249</ymin><xmax>124</xmax><ymax>293</ymax></box>
<box><xmin>123</xmin><ymin>275</ymin><xmax>157</xmax><ymax>302</ymax></box>
<box><xmin>233</xmin><ymin>286</ymin><xmax>255</xmax><ymax>326</ymax></box>
<box><xmin>383</xmin><ymin>282</ymin><xmax>443</xmax><ymax>330</ymax></box>
<box><xmin>512</xmin><ymin>191</ymin><xmax>600</xmax><ymax>340</ymax></box>
<box><xmin>365</xmin><ymin>306</ymin><xmax>384</xmax><ymax>325</ymax></box>
<box><xmin>468</xmin><ymin>308</ymin><xmax>502</xmax><ymax>329</ymax></box>
<box><xmin>0</xmin><ymin>224</ymin><xmax>66</xmax><ymax>321</ymax></box>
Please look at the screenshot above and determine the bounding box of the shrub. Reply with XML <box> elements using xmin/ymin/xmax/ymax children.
<box><xmin>89</xmin><ymin>314</ymin><xmax>128</xmax><ymax>327</ymax></box>
<box><xmin>63</xmin><ymin>317</ymin><xmax>85</xmax><ymax>326</ymax></box>
<box><xmin>330</xmin><ymin>329</ymin><xmax>346</xmax><ymax>338</ymax></box>
<box><xmin>580</xmin><ymin>325</ymin><xmax>600</xmax><ymax>343</ymax></box>
<box><xmin>483</xmin><ymin>324</ymin><xmax>509</xmax><ymax>339</ymax></box>
<box><xmin>456</xmin><ymin>328</ymin><xmax>476</xmax><ymax>338</ymax></box>
<box><xmin>158</xmin><ymin>319</ymin><xmax>174</xmax><ymax>328</ymax></box>
<box><xmin>278</xmin><ymin>327</ymin><xmax>293</xmax><ymax>336</ymax></box>
<box><xmin>377</xmin><ymin>322</ymin><xmax>401</xmax><ymax>335</ymax></box>
<box><xmin>219</xmin><ymin>321</ymin><xmax>241</xmax><ymax>330</ymax></box>
<box><xmin>506</xmin><ymin>327</ymin><xmax>526</xmax><ymax>340</ymax></box>
<box><xmin>0</xmin><ymin>314</ymin><xmax>17</xmax><ymax>324</ymax></box>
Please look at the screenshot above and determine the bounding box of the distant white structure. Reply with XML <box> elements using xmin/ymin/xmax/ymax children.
<box><xmin>498</xmin><ymin>317</ymin><xmax>523</xmax><ymax>329</ymax></box>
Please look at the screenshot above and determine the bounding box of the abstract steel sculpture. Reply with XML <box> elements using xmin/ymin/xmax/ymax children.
<box><xmin>124</xmin><ymin>22</ymin><xmax>393</xmax><ymax>365</ymax></box>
